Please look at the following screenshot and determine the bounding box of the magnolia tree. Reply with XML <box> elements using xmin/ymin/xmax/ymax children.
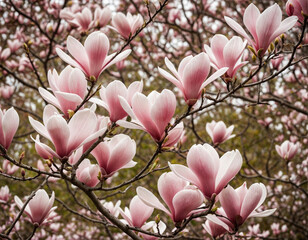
<box><xmin>0</xmin><ymin>0</ymin><xmax>307</xmax><ymax>239</ymax></box>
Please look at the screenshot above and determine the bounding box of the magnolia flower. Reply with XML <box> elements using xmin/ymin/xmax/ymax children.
<box><xmin>225</xmin><ymin>3</ymin><xmax>298</xmax><ymax>56</ymax></box>
<box><xmin>206</xmin><ymin>183</ymin><xmax>276</xmax><ymax>231</ymax></box>
<box><xmin>101</xmin><ymin>200</ymin><xmax>121</xmax><ymax>217</ymax></box>
<box><xmin>204</xmin><ymin>34</ymin><xmax>248</xmax><ymax>79</ymax></box>
<box><xmin>286</xmin><ymin>0</ymin><xmax>308</xmax><ymax>24</ymax></box>
<box><xmin>70</xmin><ymin>7</ymin><xmax>93</xmax><ymax>31</ymax></box>
<box><xmin>120</xmin><ymin>195</ymin><xmax>154</xmax><ymax>228</ymax></box>
<box><xmin>275</xmin><ymin>140</ymin><xmax>299</xmax><ymax>161</ymax></box>
<box><xmin>203</xmin><ymin>218</ymin><xmax>228</xmax><ymax>238</ymax></box>
<box><xmin>139</xmin><ymin>221</ymin><xmax>167</xmax><ymax>240</ymax></box>
<box><xmin>158</xmin><ymin>53</ymin><xmax>228</xmax><ymax>105</ymax></box>
<box><xmin>0</xmin><ymin>47</ymin><xmax>11</xmax><ymax>61</ymax></box>
<box><xmin>0</xmin><ymin>186</ymin><xmax>10</xmax><ymax>203</ymax></box>
<box><xmin>112</xmin><ymin>12</ymin><xmax>143</xmax><ymax>39</ymax></box>
<box><xmin>3</xmin><ymin>160</ymin><xmax>19</xmax><ymax>175</ymax></box>
<box><xmin>91</xmin><ymin>134</ymin><xmax>136</xmax><ymax>178</ymax></box>
<box><xmin>90</xmin><ymin>80</ymin><xmax>143</xmax><ymax>122</ymax></box>
<box><xmin>76</xmin><ymin>159</ymin><xmax>100</xmax><ymax>187</ymax></box>
<box><xmin>14</xmin><ymin>189</ymin><xmax>57</xmax><ymax>226</ymax></box>
<box><xmin>94</xmin><ymin>7</ymin><xmax>112</xmax><ymax>27</ymax></box>
<box><xmin>0</xmin><ymin>85</ymin><xmax>14</xmax><ymax>99</ymax></box>
<box><xmin>29</xmin><ymin>105</ymin><xmax>106</xmax><ymax>159</ymax></box>
<box><xmin>0</xmin><ymin>107</ymin><xmax>19</xmax><ymax>149</ymax></box>
<box><xmin>169</xmin><ymin>144</ymin><xmax>242</xmax><ymax>199</ymax></box>
<box><xmin>39</xmin><ymin>66</ymin><xmax>87</xmax><ymax>117</ymax></box>
<box><xmin>137</xmin><ymin>172</ymin><xmax>204</xmax><ymax>223</ymax></box>
<box><xmin>56</xmin><ymin>31</ymin><xmax>131</xmax><ymax>79</ymax></box>
<box><xmin>118</xmin><ymin>90</ymin><xmax>176</xmax><ymax>142</ymax></box>
<box><xmin>206</xmin><ymin>120</ymin><xmax>235</xmax><ymax>145</ymax></box>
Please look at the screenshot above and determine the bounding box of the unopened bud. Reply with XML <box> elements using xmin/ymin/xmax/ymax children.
<box><xmin>280</xmin><ymin>34</ymin><xmax>285</xmax><ymax>42</ymax></box>
<box><xmin>68</xmin><ymin>109</ymin><xmax>74</xmax><ymax>118</ymax></box>
<box><xmin>46</xmin><ymin>159</ymin><xmax>52</xmax><ymax>168</ymax></box>
<box><xmin>251</xmin><ymin>54</ymin><xmax>257</xmax><ymax>62</ymax></box>
<box><xmin>98</xmin><ymin>171</ymin><xmax>102</xmax><ymax>181</ymax></box>
<box><xmin>21</xmin><ymin>169</ymin><xmax>25</xmax><ymax>177</ymax></box>
<box><xmin>257</xmin><ymin>48</ymin><xmax>264</xmax><ymax>58</ymax></box>
<box><xmin>247</xmin><ymin>45</ymin><xmax>257</xmax><ymax>56</ymax></box>
<box><xmin>23</xmin><ymin>43</ymin><xmax>29</xmax><ymax>53</ymax></box>
<box><xmin>149</xmin><ymin>158</ymin><xmax>159</xmax><ymax>171</ymax></box>
<box><xmin>155</xmin><ymin>214</ymin><xmax>160</xmax><ymax>224</ymax></box>
<box><xmin>270</xmin><ymin>42</ymin><xmax>275</xmax><ymax>52</ymax></box>
<box><xmin>19</xmin><ymin>151</ymin><xmax>25</xmax><ymax>163</ymax></box>
<box><xmin>274</xmin><ymin>38</ymin><xmax>280</xmax><ymax>46</ymax></box>
<box><xmin>0</xmin><ymin>168</ymin><xmax>2</xmax><ymax>173</ymax></box>
<box><xmin>67</xmin><ymin>1</ymin><xmax>73</xmax><ymax>7</ymax></box>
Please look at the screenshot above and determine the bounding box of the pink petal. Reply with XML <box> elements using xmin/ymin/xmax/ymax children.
<box><xmin>168</xmin><ymin>162</ymin><xmax>200</xmax><ymax>188</ymax></box>
<box><xmin>210</xmin><ymin>34</ymin><xmax>228</xmax><ymax>67</ymax></box>
<box><xmin>243</xmin><ymin>3</ymin><xmax>260</xmax><ymax>41</ymax></box>
<box><xmin>130</xmin><ymin>196</ymin><xmax>154</xmax><ymax>228</ymax></box>
<box><xmin>224</xmin><ymin>17</ymin><xmax>253</xmax><ymax>45</ymax></box>
<box><xmin>39</xmin><ymin>87</ymin><xmax>61</xmax><ymax>110</ymax></box>
<box><xmin>219</xmin><ymin>185</ymin><xmax>241</xmax><ymax>224</ymax></box>
<box><xmin>2</xmin><ymin>107</ymin><xmax>19</xmax><ymax>149</ymax></box>
<box><xmin>56</xmin><ymin>48</ymin><xmax>80</xmax><ymax>69</ymax></box>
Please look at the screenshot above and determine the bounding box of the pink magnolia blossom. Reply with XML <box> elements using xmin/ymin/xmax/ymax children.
<box><xmin>0</xmin><ymin>86</ymin><xmax>14</xmax><ymax>99</ymax></box>
<box><xmin>271</xmin><ymin>55</ymin><xmax>284</xmax><ymax>70</ymax></box>
<box><xmin>14</xmin><ymin>189</ymin><xmax>57</xmax><ymax>226</ymax></box>
<box><xmin>206</xmin><ymin>120</ymin><xmax>235</xmax><ymax>145</ymax></box>
<box><xmin>225</xmin><ymin>3</ymin><xmax>298</xmax><ymax>56</ymax></box>
<box><xmin>94</xmin><ymin>7</ymin><xmax>112</xmax><ymax>28</ymax></box>
<box><xmin>56</xmin><ymin>31</ymin><xmax>131</xmax><ymax>79</ymax></box>
<box><xmin>91</xmin><ymin>134</ymin><xmax>136</xmax><ymax>178</ymax></box>
<box><xmin>286</xmin><ymin>0</ymin><xmax>308</xmax><ymax>24</ymax></box>
<box><xmin>169</xmin><ymin>144</ymin><xmax>242</xmax><ymax>199</ymax></box>
<box><xmin>118</xmin><ymin>90</ymin><xmax>176</xmax><ymax>142</ymax></box>
<box><xmin>0</xmin><ymin>186</ymin><xmax>10</xmax><ymax>203</ymax></box>
<box><xmin>139</xmin><ymin>221</ymin><xmax>166</xmax><ymax>240</ymax></box>
<box><xmin>70</xmin><ymin>7</ymin><xmax>93</xmax><ymax>31</ymax></box>
<box><xmin>275</xmin><ymin>140</ymin><xmax>299</xmax><ymax>161</ymax></box>
<box><xmin>158</xmin><ymin>53</ymin><xmax>228</xmax><ymax>105</ymax></box>
<box><xmin>76</xmin><ymin>159</ymin><xmax>100</xmax><ymax>187</ymax></box>
<box><xmin>203</xmin><ymin>218</ymin><xmax>228</xmax><ymax>238</ymax></box>
<box><xmin>163</xmin><ymin>122</ymin><xmax>184</xmax><ymax>147</ymax></box>
<box><xmin>7</xmin><ymin>39</ymin><xmax>22</xmax><ymax>52</ymax></box>
<box><xmin>39</xmin><ymin>66</ymin><xmax>87</xmax><ymax>117</ymax></box>
<box><xmin>0</xmin><ymin>47</ymin><xmax>11</xmax><ymax>61</ymax></box>
<box><xmin>2</xmin><ymin>160</ymin><xmax>19</xmax><ymax>175</ymax></box>
<box><xmin>0</xmin><ymin>107</ymin><xmax>19</xmax><ymax>149</ymax></box>
<box><xmin>119</xmin><ymin>195</ymin><xmax>154</xmax><ymax>228</ymax></box>
<box><xmin>137</xmin><ymin>172</ymin><xmax>204</xmax><ymax>223</ymax></box>
<box><xmin>111</xmin><ymin>12</ymin><xmax>143</xmax><ymax>39</ymax></box>
<box><xmin>101</xmin><ymin>200</ymin><xmax>121</xmax><ymax>217</ymax></box>
<box><xmin>29</xmin><ymin>105</ymin><xmax>106</xmax><ymax>159</ymax></box>
<box><xmin>207</xmin><ymin>183</ymin><xmax>276</xmax><ymax>230</ymax></box>
<box><xmin>204</xmin><ymin>34</ymin><xmax>248</xmax><ymax>79</ymax></box>
<box><xmin>90</xmin><ymin>80</ymin><xmax>143</xmax><ymax>122</ymax></box>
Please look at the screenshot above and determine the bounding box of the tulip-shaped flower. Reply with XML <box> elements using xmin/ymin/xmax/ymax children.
<box><xmin>56</xmin><ymin>31</ymin><xmax>131</xmax><ymax>79</ymax></box>
<box><xmin>275</xmin><ymin>140</ymin><xmax>299</xmax><ymax>161</ymax></box>
<box><xmin>0</xmin><ymin>107</ymin><xmax>19</xmax><ymax>150</ymax></box>
<box><xmin>94</xmin><ymin>7</ymin><xmax>112</xmax><ymax>28</ymax></box>
<box><xmin>204</xmin><ymin>34</ymin><xmax>248</xmax><ymax>79</ymax></box>
<box><xmin>2</xmin><ymin>160</ymin><xmax>19</xmax><ymax>175</ymax></box>
<box><xmin>137</xmin><ymin>172</ymin><xmax>204</xmax><ymax>223</ymax></box>
<box><xmin>139</xmin><ymin>221</ymin><xmax>167</xmax><ymax>240</ymax></box>
<box><xmin>39</xmin><ymin>66</ymin><xmax>87</xmax><ymax>117</ymax></box>
<box><xmin>14</xmin><ymin>189</ymin><xmax>57</xmax><ymax>226</ymax></box>
<box><xmin>286</xmin><ymin>0</ymin><xmax>308</xmax><ymax>24</ymax></box>
<box><xmin>91</xmin><ymin>134</ymin><xmax>136</xmax><ymax>178</ymax></box>
<box><xmin>225</xmin><ymin>3</ymin><xmax>298</xmax><ymax>56</ymax></box>
<box><xmin>0</xmin><ymin>85</ymin><xmax>14</xmax><ymax>99</ymax></box>
<box><xmin>163</xmin><ymin>122</ymin><xmax>184</xmax><ymax>147</ymax></box>
<box><xmin>112</xmin><ymin>12</ymin><xmax>143</xmax><ymax>39</ymax></box>
<box><xmin>101</xmin><ymin>200</ymin><xmax>121</xmax><ymax>217</ymax></box>
<box><xmin>118</xmin><ymin>90</ymin><xmax>176</xmax><ymax>142</ymax></box>
<box><xmin>169</xmin><ymin>144</ymin><xmax>242</xmax><ymax>199</ymax></box>
<box><xmin>203</xmin><ymin>217</ymin><xmax>228</xmax><ymax>238</ymax></box>
<box><xmin>206</xmin><ymin>120</ymin><xmax>235</xmax><ymax>145</ymax></box>
<box><xmin>0</xmin><ymin>186</ymin><xmax>10</xmax><ymax>203</ymax></box>
<box><xmin>120</xmin><ymin>196</ymin><xmax>154</xmax><ymax>228</ymax></box>
<box><xmin>29</xmin><ymin>105</ymin><xmax>105</xmax><ymax>159</ymax></box>
<box><xmin>90</xmin><ymin>80</ymin><xmax>143</xmax><ymax>122</ymax></box>
<box><xmin>208</xmin><ymin>183</ymin><xmax>276</xmax><ymax>230</ymax></box>
<box><xmin>71</xmin><ymin>7</ymin><xmax>93</xmax><ymax>31</ymax></box>
<box><xmin>76</xmin><ymin>159</ymin><xmax>100</xmax><ymax>187</ymax></box>
<box><xmin>158</xmin><ymin>53</ymin><xmax>228</xmax><ymax>105</ymax></box>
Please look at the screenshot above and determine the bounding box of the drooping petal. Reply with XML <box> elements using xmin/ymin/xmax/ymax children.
<box><xmin>219</xmin><ymin>185</ymin><xmax>241</xmax><ymax>223</ymax></box>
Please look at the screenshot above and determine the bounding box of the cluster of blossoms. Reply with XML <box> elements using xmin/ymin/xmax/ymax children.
<box><xmin>0</xmin><ymin>0</ymin><xmax>306</xmax><ymax>239</ymax></box>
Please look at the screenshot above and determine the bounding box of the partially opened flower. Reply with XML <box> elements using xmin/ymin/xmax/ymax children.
<box><xmin>137</xmin><ymin>172</ymin><xmax>204</xmax><ymax>223</ymax></box>
<box><xmin>76</xmin><ymin>159</ymin><xmax>100</xmax><ymax>187</ymax></box>
<box><xmin>204</xmin><ymin>34</ymin><xmax>248</xmax><ymax>79</ymax></box>
<box><xmin>39</xmin><ymin>66</ymin><xmax>87</xmax><ymax>117</ymax></box>
<box><xmin>208</xmin><ymin>183</ymin><xmax>276</xmax><ymax>230</ymax></box>
<box><xmin>203</xmin><ymin>217</ymin><xmax>228</xmax><ymax>238</ymax></box>
<box><xmin>0</xmin><ymin>186</ymin><xmax>10</xmax><ymax>203</ymax></box>
<box><xmin>29</xmin><ymin>105</ymin><xmax>105</xmax><ymax>159</ymax></box>
<box><xmin>169</xmin><ymin>144</ymin><xmax>242</xmax><ymax>199</ymax></box>
<box><xmin>206</xmin><ymin>120</ymin><xmax>235</xmax><ymax>145</ymax></box>
<box><xmin>91</xmin><ymin>134</ymin><xmax>136</xmax><ymax>178</ymax></box>
<box><xmin>90</xmin><ymin>80</ymin><xmax>143</xmax><ymax>122</ymax></box>
<box><xmin>56</xmin><ymin>31</ymin><xmax>131</xmax><ymax>79</ymax></box>
<box><xmin>0</xmin><ymin>107</ymin><xmax>19</xmax><ymax>149</ymax></box>
<box><xmin>275</xmin><ymin>140</ymin><xmax>299</xmax><ymax>161</ymax></box>
<box><xmin>94</xmin><ymin>7</ymin><xmax>112</xmax><ymax>27</ymax></box>
<box><xmin>286</xmin><ymin>0</ymin><xmax>308</xmax><ymax>24</ymax></box>
<box><xmin>101</xmin><ymin>200</ymin><xmax>121</xmax><ymax>217</ymax></box>
<box><xmin>119</xmin><ymin>195</ymin><xmax>154</xmax><ymax>228</ymax></box>
<box><xmin>118</xmin><ymin>90</ymin><xmax>176</xmax><ymax>142</ymax></box>
<box><xmin>0</xmin><ymin>85</ymin><xmax>14</xmax><ymax>99</ymax></box>
<box><xmin>225</xmin><ymin>3</ymin><xmax>298</xmax><ymax>56</ymax></box>
<box><xmin>2</xmin><ymin>160</ymin><xmax>19</xmax><ymax>175</ymax></box>
<box><xmin>140</xmin><ymin>221</ymin><xmax>167</xmax><ymax>240</ymax></box>
<box><xmin>158</xmin><ymin>53</ymin><xmax>227</xmax><ymax>105</ymax></box>
<box><xmin>70</xmin><ymin>7</ymin><xmax>93</xmax><ymax>31</ymax></box>
<box><xmin>14</xmin><ymin>189</ymin><xmax>57</xmax><ymax>226</ymax></box>
<box><xmin>112</xmin><ymin>12</ymin><xmax>143</xmax><ymax>39</ymax></box>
